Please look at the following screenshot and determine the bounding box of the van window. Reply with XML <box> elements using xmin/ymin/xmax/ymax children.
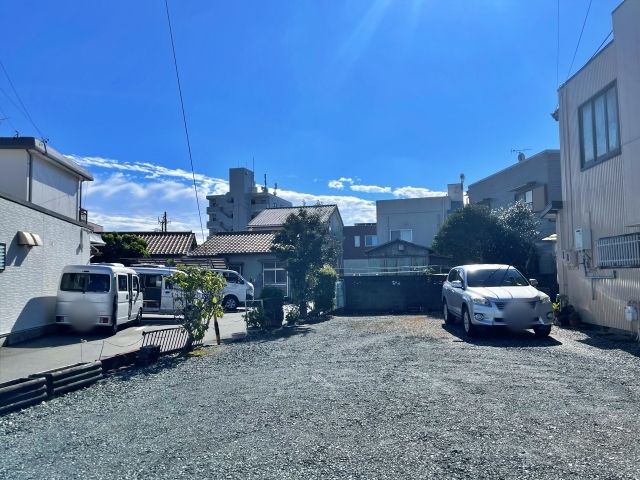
<box><xmin>60</xmin><ymin>273</ymin><xmax>110</xmax><ymax>293</ymax></box>
<box><xmin>132</xmin><ymin>276</ymin><xmax>140</xmax><ymax>293</ymax></box>
<box><xmin>144</xmin><ymin>274</ymin><xmax>163</xmax><ymax>288</ymax></box>
<box><xmin>117</xmin><ymin>275</ymin><xmax>128</xmax><ymax>292</ymax></box>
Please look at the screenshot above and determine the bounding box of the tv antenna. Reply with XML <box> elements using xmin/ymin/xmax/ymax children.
<box><xmin>157</xmin><ymin>211</ymin><xmax>170</xmax><ymax>232</ymax></box>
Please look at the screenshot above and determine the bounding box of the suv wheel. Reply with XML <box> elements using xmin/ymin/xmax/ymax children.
<box><xmin>443</xmin><ymin>301</ymin><xmax>454</xmax><ymax>325</ymax></box>
<box><xmin>534</xmin><ymin>325</ymin><xmax>552</xmax><ymax>337</ymax></box>
<box><xmin>462</xmin><ymin>307</ymin><xmax>477</xmax><ymax>337</ymax></box>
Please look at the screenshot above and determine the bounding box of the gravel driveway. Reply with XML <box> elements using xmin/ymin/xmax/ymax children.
<box><xmin>2</xmin><ymin>315</ymin><xmax>640</xmax><ymax>479</ymax></box>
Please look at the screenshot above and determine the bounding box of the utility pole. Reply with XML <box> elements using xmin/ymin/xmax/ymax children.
<box><xmin>158</xmin><ymin>211</ymin><xmax>169</xmax><ymax>232</ymax></box>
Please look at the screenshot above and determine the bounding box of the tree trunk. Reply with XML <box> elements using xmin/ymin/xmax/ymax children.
<box><xmin>213</xmin><ymin>313</ymin><xmax>221</xmax><ymax>345</ymax></box>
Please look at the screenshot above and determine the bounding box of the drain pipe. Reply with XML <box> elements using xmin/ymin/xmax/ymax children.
<box><xmin>26</xmin><ymin>149</ymin><xmax>33</xmax><ymax>202</ymax></box>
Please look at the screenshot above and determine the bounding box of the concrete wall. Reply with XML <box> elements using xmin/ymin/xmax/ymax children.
<box><xmin>556</xmin><ymin>0</ymin><xmax>640</xmax><ymax>334</ymax></box>
<box><xmin>376</xmin><ymin>196</ymin><xmax>450</xmax><ymax>248</ymax></box>
<box><xmin>0</xmin><ymin>195</ymin><xmax>91</xmax><ymax>342</ymax></box>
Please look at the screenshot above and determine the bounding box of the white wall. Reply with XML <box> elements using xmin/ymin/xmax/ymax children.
<box><xmin>31</xmin><ymin>153</ymin><xmax>79</xmax><ymax>220</ymax></box>
<box><xmin>0</xmin><ymin>196</ymin><xmax>90</xmax><ymax>339</ymax></box>
<box><xmin>0</xmin><ymin>149</ymin><xmax>29</xmax><ymax>200</ymax></box>
<box><xmin>376</xmin><ymin>197</ymin><xmax>450</xmax><ymax>247</ymax></box>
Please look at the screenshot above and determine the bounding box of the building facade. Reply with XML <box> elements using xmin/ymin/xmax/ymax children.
<box><xmin>0</xmin><ymin>137</ymin><xmax>93</xmax><ymax>344</ymax></box>
<box><xmin>554</xmin><ymin>0</ymin><xmax>640</xmax><ymax>334</ymax></box>
<box><xmin>375</xmin><ymin>183</ymin><xmax>463</xmax><ymax>248</ymax></box>
<box><xmin>206</xmin><ymin>168</ymin><xmax>291</xmax><ymax>236</ymax></box>
<box><xmin>343</xmin><ymin>223</ymin><xmax>378</xmax><ymax>274</ymax></box>
<box><xmin>468</xmin><ymin>150</ymin><xmax>561</xmax><ymax>288</ymax></box>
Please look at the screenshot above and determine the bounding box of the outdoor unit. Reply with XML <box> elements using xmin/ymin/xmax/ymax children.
<box><xmin>574</xmin><ymin>228</ymin><xmax>592</xmax><ymax>251</ymax></box>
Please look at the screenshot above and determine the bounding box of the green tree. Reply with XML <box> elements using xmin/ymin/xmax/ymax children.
<box><xmin>96</xmin><ymin>233</ymin><xmax>149</xmax><ymax>265</ymax></box>
<box><xmin>312</xmin><ymin>265</ymin><xmax>338</xmax><ymax>315</ymax></box>
<box><xmin>432</xmin><ymin>203</ymin><xmax>540</xmax><ymax>273</ymax></box>
<box><xmin>169</xmin><ymin>265</ymin><xmax>226</xmax><ymax>350</ymax></box>
<box><xmin>271</xmin><ymin>208</ymin><xmax>338</xmax><ymax>317</ymax></box>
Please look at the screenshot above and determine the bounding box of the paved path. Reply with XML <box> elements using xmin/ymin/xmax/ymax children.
<box><xmin>0</xmin><ymin>311</ymin><xmax>247</xmax><ymax>383</ymax></box>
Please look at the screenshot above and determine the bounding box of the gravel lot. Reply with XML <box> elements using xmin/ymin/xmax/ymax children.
<box><xmin>2</xmin><ymin>315</ymin><xmax>640</xmax><ymax>479</ymax></box>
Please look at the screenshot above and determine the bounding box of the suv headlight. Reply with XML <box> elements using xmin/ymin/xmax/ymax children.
<box><xmin>471</xmin><ymin>296</ymin><xmax>490</xmax><ymax>306</ymax></box>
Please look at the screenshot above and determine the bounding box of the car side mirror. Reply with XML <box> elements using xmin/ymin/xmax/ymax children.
<box><xmin>529</xmin><ymin>279</ymin><xmax>539</xmax><ymax>287</ymax></box>
<box><xmin>451</xmin><ymin>280</ymin><xmax>463</xmax><ymax>289</ymax></box>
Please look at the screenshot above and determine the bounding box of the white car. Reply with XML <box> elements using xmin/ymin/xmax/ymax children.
<box><xmin>442</xmin><ymin>264</ymin><xmax>554</xmax><ymax>337</ymax></box>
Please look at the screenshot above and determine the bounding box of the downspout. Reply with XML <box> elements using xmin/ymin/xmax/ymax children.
<box><xmin>26</xmin><ymin>149</ymin><xmax>33</xmax><ymax>202</ymax></box>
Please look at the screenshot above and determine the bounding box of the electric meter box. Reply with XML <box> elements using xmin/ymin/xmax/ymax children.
<box><xmin>574</xmin><ymin>228</ymin><xmax>592</xmax><ymax>250</ymax></box>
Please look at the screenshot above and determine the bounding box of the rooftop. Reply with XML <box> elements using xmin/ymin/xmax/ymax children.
<box><xmin>190</xmin><ymin>231</ymin><xmax>277</xmax><ymax>257</ymax></box>
<box><xmin>467</xmin><ymin>149</ymin><xmax>560</xmax><ymax>189</ymax></box>
<box><xmin>0</xmin><ymin>137</ymin><xmax>93</xmax><ymax>180</ymax></box>
<box><xmin>248</xmin><ymin>205</ymin><xmax>339</xmax><ymax>228</ymax></box>
<box><xmin>109</xmin><ymin>231</ymin><xmax>197</xmax><ymax>256</ymax></box>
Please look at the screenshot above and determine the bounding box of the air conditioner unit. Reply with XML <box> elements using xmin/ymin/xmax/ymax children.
<box><xmin>574</xmin><ymin>227</ymin><xmax>592</xmax><ymax>251</ymax></box>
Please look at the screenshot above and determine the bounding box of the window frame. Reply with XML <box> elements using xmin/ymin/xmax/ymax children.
<box><xmin>263</xmin><ymin>262</ymin><xmax>288</xmax><ymax>287</ymax></box>
<box><xmin>389</xmin><ymin>229</ymin><xmax>413</xmax><ymax>242</ymax></box>
<box><xmin>354</xmin><ymin>236</ymin><xmax>361</xmax><ymax>248</ymax></box>
<box><xmin>117</xmin><ymin>275</ymin><xmax>128</xmax><ymax>292</ymax></box>
<box><xmin>364</xmin><ymin>235</ymin><xmax>378</xmax><ymax>247</ymax></box>
<box><xmin>0</xmin><ymin>242</ymin><xmax>5</xmax><ymax>272</ymax></box>
<box><xmin>579</xmin><ymin>81</ymin><xmax>621</xmax><ymax>170</ymax></box>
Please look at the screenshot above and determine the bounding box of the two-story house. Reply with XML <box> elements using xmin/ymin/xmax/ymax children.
<box><xmin>0</xmin><ymin>137</ymin><xmax>93</xmax><ymax>344</ymax></box>
<box><xmin>468</xmin><ymin>149</ymin><xmax>561</xmax><ymax>293</ymax></box>
<box><xmin>553</xmin><ymin>0</ymin><xmax>640</xmax><ymax>334</ymax></box>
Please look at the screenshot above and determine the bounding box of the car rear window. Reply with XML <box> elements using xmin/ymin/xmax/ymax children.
<box><xmin>60</xmin><ymin>273</ymin><xmax>110</xmax><ymax>293</ymax></box>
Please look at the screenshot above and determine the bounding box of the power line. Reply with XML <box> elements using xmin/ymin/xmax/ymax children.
<box><xmin>565</xmin><ymin>0</ymin><xmax>593</xmax><ymax>81</ymax></box>
<box><xmin>163</xmin><ymin>0</ymin><xmax>205</xmax><ymax>242</ymax></box>
<box><xmin>0</xmin><ymin>59</ymin><xmax>44</xmax><ymax>138</ymax></box>
<box><xmin>556</xmin><ymin>0</ymin><xmax>560</xmax><ymax>88</ymax></box>
<box><xmin>587</xmin><ymin>29</ymin><xmax>613</xmax><ymax>63</ymax></box>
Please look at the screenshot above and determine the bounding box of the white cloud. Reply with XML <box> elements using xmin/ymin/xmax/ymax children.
<box><xmin>327</xmin><ymin>177</ymin><xmax>354</xmax><ymax>190</ymax></box>
<box><xmin>392</xmin><ymin>186</ymin><xmax>447</xmax><ymax>198</ymax></box>
<box><xmin>277</xmin><ymin>188</ymin><xmax>376</xmax><ymax>225</ymax></box>
<box><xmin>350</xmin><ymin>184</ymin><xmax>392</xmax><ymax>194</ymax></box>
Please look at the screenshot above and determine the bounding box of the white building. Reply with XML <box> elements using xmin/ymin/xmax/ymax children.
<box><xmin>206</xmin><ymin>168</ymin><xmax>291</xmax><ymax>236</ymax></box>
<box><xmin>375</xmin><ymin>183</ymin><xmax>464</xmax><ymax>248</ymax></box>
<box><xmin>0</xmin><ymin>137</ymin><xmax>93</xmax><ymax>344</ymax></box>
<box><xmin>553</xmin><ymin>0</ymin><xmax>640</xmax><ymax>334</ymax></box>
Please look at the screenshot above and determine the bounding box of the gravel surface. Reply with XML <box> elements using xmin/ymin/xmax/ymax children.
<box><xmin>2</xmin><ymin>315</ymin><xmax>640</xmax><ymax>479</ymax></box>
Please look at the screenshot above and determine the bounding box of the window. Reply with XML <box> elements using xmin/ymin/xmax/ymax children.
<box><xmin>132</xmin><ymin>276</ymin><xmax>140</xmax><ymax>293</ymax></box>
<box><xmin>365</xmin><ymin>235</ymin><xmax>378</xmax><ymax>247</ymax></box>
<box><xmin>596</xmin><ymin>233</ymin><xmax>640</xmax><ymax>268</ymax></box>
<box><xmin>515</xmin><ymin>190</ymin><xmax>533</xmax><ymax>208</ymax></box>
<box><xmin>263</xmin><ymin>262</ymin><xmax>287</xmax><ymax>285</ymax></box>
<box><xmin>117</xmin><ymin>275</ymin><xmax>128</xmax><ymax>292</ymax></box>
<box><xmin>60</xmin><ymin>273</ymin><xmax>110</xmax><ymax>293</ymax></box>
<box><xmin>580</xmin><ymin>83</ymin><xmax>620</xmax><ymax>168</ymax></box>
<box><xmin>354</xmin><ymin>236</ymin><xmax>361</xmax><ymax>248</ymax></box>
<box><xmin>390</xmin><ymin>229</ymin><xmax>412</xmax><ymax>242</ymax></box>
<box><xmin>228</xmin><ymin>264</ymin><xmax>243</xmax><ymax>276</ymax></box>
<box><xmin>0</xmin><ymin>243</ymin><xmax>5</xmax><ymax>272</ymax></box>
<box><xmin>144</xmin><ymin>274</ymin><xmax>163</xmax><ymax>288</ymax></box>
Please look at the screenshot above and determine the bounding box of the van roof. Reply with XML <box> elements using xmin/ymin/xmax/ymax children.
<box><xmin>62</xmin><ymin>264</ymin><xmax>137</xmax><ymax>274</ymax></box>
<box><xmin>132</xmin><ymin>266</ymin><xmax>180</xmax><ymax>275</ymax></box>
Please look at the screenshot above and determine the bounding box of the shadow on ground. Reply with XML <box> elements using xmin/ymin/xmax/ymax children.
<box><xmin>572</xmin><ymin>324</ymin><xmax>640</xmax><ymax>357</ymax></box>
<box><xmin>442</xmin><ymin>323</ymin><xmax>563</xmax><ymax>348</ymax></box>
<box><xmin>245</xmin><ymin>324</ymin><xmax>314</xmax><ymax>343</ymax></box>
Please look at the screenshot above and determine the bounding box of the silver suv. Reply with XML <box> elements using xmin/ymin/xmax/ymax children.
<box><xmin>442</xmin><ymin>264</ymin><xmax>553</xmax><ymax>337</ymax></box>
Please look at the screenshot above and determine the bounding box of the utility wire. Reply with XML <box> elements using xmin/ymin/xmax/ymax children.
<box><xmin>556</xmin><ymin>0</ymin><xmax>560</xmax><ymax>88</ymax></box>
<box><xmin>163</xmin><ymin>0</ymin><xmax>206</xmax><ymax>242</ymax></box>
<box><xmin>565</xmin><ymin>0</ymin><xmax>593</xmax><ymax>81</ymax></box>
<box><xmin>0</xmin><ymin>59</ymin><xmax>44</xmax><ymax>138</ymax></box>
<box><xmin>587</xmin><ymin>29</ymin><xmax>613</xmax><ymax>63</ymax></box>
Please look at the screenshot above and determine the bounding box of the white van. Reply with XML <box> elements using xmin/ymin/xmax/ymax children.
<box><xmin>132</xmin><ymin>265</ymin><xmax>254</xmax><ymax>313</ymax></box>
<box><xmin>55</xmin><ymin>263</ymin><xmax>144</xmax><ymax>334</ymax></box>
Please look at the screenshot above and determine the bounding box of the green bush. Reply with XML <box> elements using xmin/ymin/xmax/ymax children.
<box><xmin>285</xmin><ymin>305</ymin><xmax>300</xmax><ymax>325</ymax></box>
<box><xmin>244</xmin><ymin>307</ymin><xmax>268</xmax><ymax>330</ymax></box>
<box><xmin>312</xmin><ymin>265</ymin><xmax>337</xmax><ymax>315</ymax></box>
<box><xmin>261</xmin><ymin>286</ymin><xmax>285</xmax><ymax>327</ymax></box>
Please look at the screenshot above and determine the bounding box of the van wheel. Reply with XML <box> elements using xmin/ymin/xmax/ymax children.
<box><xmin>223</xmin><ymin>295</ymin><xmax>239</xmax><ymax>312</ymax></box>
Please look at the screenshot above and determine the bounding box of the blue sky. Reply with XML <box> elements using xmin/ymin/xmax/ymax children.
<box><xmin>0</xmin><ymin>0</ymin><xmax>622</xmax><ymax>238</ymax></box>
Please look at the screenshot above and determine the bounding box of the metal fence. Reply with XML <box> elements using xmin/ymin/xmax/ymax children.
<box><xmin>339</xmin><ymin>264</ymin><xmax>450</xmax><ymax>276</ymax></box>
<box><xmin>141</xmin><ymin>327</ymin><xmax>203</xmax><ymax>354</ymax></box>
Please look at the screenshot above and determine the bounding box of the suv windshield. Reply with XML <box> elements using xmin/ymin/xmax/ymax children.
<box><xmin>466</xmin><ymin>267</ymin><xmax>529</xmax><ymax>287</ymax></box>
<box><xmin>60</xmin><ymin>273</ymin><xmax>111</xmax><ymax>293</ymax></box>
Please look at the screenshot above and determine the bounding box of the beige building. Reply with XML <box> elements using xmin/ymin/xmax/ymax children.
<box><xmin>553</xmin><ymin>0</ymin><xmax>640</xmax><ymax>334</ymax></box>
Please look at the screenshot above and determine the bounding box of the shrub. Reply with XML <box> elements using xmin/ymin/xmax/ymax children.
<box><xmin>244</xmin><ymin>307</ymin><xmax>268</xmax><ymax>330</ymax></box>
<box><xmin>261</xmin><ymin>286</ymin><xmax>285</xmax><ymax>328</ymax></box>
<box><xmin>312</xmin><ymin>265</ymin><xmax>337</xmax><ymax>315</ymax></box>
<box><xmin>285</xmin><ymin>305</ymin><xmax>300</xmax><ymax>325</ymax></box>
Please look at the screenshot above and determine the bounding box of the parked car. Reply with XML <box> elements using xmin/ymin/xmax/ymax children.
<box><xmin>132</xmin><ymin>265</ymin><xmax>254</xmax><ymax>313</ymax></box>
<box><xmin>55</xmin><ymin>263</ymin><xmax>144</xmax><ymax>334</ymax></box>
<box><xmin>442</xmin><ymin>264</ymin><xmax>554</xmax><ymax>337</ymax></box>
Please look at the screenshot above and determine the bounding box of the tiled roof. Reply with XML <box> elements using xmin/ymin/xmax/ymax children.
<box><xmin>248</xmin><ymin>205</ymin><xmax>338</xmax><ymax>228</ymax></box>
<box><xmin>190</xmin><ymin>231</ymin><xmax>277</xmax><ymax>257</ymax></box>
<box><xmin>111</xmin><ymin>231</ymin><xmax>197</xmax><ymax>256</ymax></box>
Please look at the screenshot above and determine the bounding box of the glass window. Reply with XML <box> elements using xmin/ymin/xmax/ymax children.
<box><xmin>515</xmin><ymin>190</ymin><xmax>533</xmax><ymax>208</ymax></box>
<box><xmin>390</xmin><ymin>229</ymin><xmax>412</xmax><ymax>242</ymax></box>
<box><xmin>60</xmin><ymin>273</ymin><xmax>111</xmax><ymax>293</ymax></box>
<box><xmin>117</xmin><ymin>275</ymin><xmax>128</xmax><ymax>292</ymax></box>
<box><xmin>354</xmin><ymin>236</ymin><xmax>361</xmax><ymax>248</ymax></box>
<box><xmin>263</xmin><ymin>262</ymin><xmax>287</xmax><ymax>286</ymax></box>
<box><xmin>144</xmin><ymin>274</ymin><xmax>163</xmax><ymax>288</ymax></box>
<box><xmin>466</xmin><ymin>267</ymin><xmax>528</xmax><ymax>287</ymax></box>
<box><xmin>132</xmin><ymin>276</ymin><xmax>139</xmax><ymax>293</ymax></box>
<box><xmin>580</xmin><ymin>83</ymin><xmax>620</xmax><ymax>167</ymax></box>
<box><xmin>365</xmin><ymin>235</ymin><xmax>378</xmax><ymax>247</ymax></box>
